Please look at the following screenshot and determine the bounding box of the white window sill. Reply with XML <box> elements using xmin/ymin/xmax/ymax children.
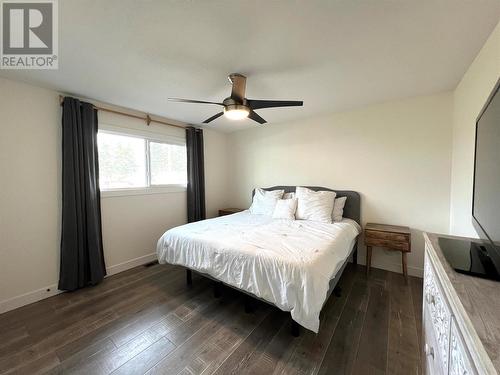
<box><xmin>101</xmin><ymin>185</ymin><xmax>187</xmax><ymax>198</ymax></box>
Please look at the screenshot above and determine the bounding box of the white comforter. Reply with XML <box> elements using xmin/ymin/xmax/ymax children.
<box><xmin>156</xmin><ymin>211</ymin><xmax>360</xmax><ymax>332</ymax></box>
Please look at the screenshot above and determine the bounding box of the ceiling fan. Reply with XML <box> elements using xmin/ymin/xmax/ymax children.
<box><xmin>168</xmin><ymin>73</ymin><xmax>303</xmax><ymax>124</ymax></box>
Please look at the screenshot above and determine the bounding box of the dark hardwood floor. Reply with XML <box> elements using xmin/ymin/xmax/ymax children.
<box><xmin>0</xmin><ymin>263</ymin><xmax>423</xmax><ymax>375</ymax></box>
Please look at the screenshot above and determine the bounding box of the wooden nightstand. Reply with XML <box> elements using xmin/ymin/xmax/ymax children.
<box><xmin>364</xmin><ymin>223</ymin><xmax>411</xmax><ymax>277</ymax></box>
<box><xmin>218</xmin><ymin>208</ymin><xmax>244</xmax><ymax>217</ymax></box>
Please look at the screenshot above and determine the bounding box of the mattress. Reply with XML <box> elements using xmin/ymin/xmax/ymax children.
<box><xmin>156</xmin><ymin>211</ymin><xmax>361</xmax><ymax>332</ymax></box>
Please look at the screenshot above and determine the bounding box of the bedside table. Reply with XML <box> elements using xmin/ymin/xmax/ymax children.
<box><xmin>365</xmin><ymin>223</ymin><xmax>411</xmax><ymax>277</ymax></box>
<box><xmin>218</xmin><ymin>208</ymin><xmax>244</xmax><ymax>217</ymax></box>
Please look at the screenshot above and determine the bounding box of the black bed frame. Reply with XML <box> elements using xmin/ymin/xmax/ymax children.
<box><xmin>184</xmin><ymin>186</ymin><xmax>361</xmax><ymax>336</ymax></box>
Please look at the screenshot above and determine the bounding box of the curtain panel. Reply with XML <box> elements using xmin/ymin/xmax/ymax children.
<box><xmin>59</xmin><ymin>97</ymin><xmax>106</xmax><ymax>291</ymax></box>
<box><xmin>186</xmin><ymin>127</ymin><xmax>206</xmax><ymax>222</ymax></box>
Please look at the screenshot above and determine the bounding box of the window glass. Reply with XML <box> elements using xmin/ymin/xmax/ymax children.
<box><xmin>97</xmin><ymin>130</ymin><xmax>187</xmax><ymax>191</ymax></box>
<box><xmin>150</xmin><ymin>142</ymin><xmax>187</xmax><ymax>185</ymax></box>
<box><xmin>98</xmin><ymin>132</ymin><xmax>146</xmax><ymax>189</ymax></box>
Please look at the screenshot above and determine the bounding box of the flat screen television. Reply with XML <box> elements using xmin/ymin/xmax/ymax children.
<box><xmin>439</xmin><ymin>79</ymin><xmax>500</xmax><ymax>281</ymax></box>
<box><xmin>472</xmin><ymin>79</ymin><xmax>500</xmax><ymax>262</ymax></box>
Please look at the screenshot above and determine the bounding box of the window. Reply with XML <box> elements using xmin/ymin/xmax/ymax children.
<box><xmin>149</xmin><ymin>141</ymin><xmax>187</xmax><ymax>185</ymax></box>
<box><xmin>97</xmin><ymin>128</ymin><xmax>187</xmax><ymax>193</ymax></box>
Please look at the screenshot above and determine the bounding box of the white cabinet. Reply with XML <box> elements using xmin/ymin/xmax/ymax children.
<box><xmin>423</xmin><ymin>256</ymin><xmax>452</xmax><ymax>373</ymax></box>
<box><xmin>424</xmin><ymin>304</ymin><xmax>446</xmax><ymax>375</ymax></box>
<box><xmin>449</xmin><ymin>318</ymin><xmax>477</xmax><ymax>375</ymax></box>
<box><xmin>423</xmin><ymin>245</ymin><xmax>480</xmax><ymax>375</ymax></box>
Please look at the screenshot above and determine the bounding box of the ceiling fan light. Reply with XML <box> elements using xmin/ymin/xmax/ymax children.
<box><xmin>224</xmin><ymin>106</ymin><xmax>249</xmax><ymax>120</ymax></box>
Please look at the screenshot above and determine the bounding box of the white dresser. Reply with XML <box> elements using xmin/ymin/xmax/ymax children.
<box><xmin>423</xmin><ymin>233</ymin><xmax>500</xmax><ymax>374</ymax></box>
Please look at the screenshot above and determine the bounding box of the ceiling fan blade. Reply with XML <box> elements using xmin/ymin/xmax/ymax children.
<box><xmin>168</xmin><ymin>98</ymin><xmax>224</xmax><ymax>106</ymax></box>
<box><xmin>203</xmin><ymin>112</ymin><xmax>224</xmax><ymax>123</ymax></box>
<box><xmin>247</xmin><ymin>99</ymin><xmax>303</xmax><ymax>110</ymax></box>
<box><xmin>248</xmin><ymin>110</ymin><xmax>267</xmax><ymax>124</ymax></box>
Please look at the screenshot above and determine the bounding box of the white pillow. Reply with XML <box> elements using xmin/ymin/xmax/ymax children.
<box><xmin>332</xmin><ymin>196</ymin><xmax>347</xmax><ymax>222</ymax></box>
<box><xmin>283</xmin><ymin>192</ymin><xmax>295</xmax><ymax>200</ymax></box>
<box><xmin>249</xmin><ymin>188</ymin><xmax>284</xmax><ymax>216</ymax></box>
<box><xmin>295</xmin><ymin>187</ymin><xmax>336</xmax><ymax>223</ymax></box>
<box><xmin>272</xmin><ymin>198</ymin><xmax>298</xmax><ymax>220</ymax></box>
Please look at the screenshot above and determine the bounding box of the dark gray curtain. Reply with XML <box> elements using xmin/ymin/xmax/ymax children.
<box><xmin>186</xmin><ymin>127</ymin><xmax>206</xmax><ymax>222</ymax></box>
<box><xmin>59</xmin><ymin>97</ymin><xmax>106</xmax><ymax>291</ymax></box>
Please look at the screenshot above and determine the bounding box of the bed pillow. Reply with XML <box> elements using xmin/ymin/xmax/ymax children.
<box><xmin>295</xmin><ymin>187</ymin><xmax>336</xmax><ymax>223</ymax></box>
<box><xmin>283</xmin><ymin>192</ymin><xmax>295</xmax><ymax>200</ymax></box>
<box><xmin>272</xmin><ymin>198</ymin><xmax>298</xmax><ymax>220</ymax></box>
<box><xmin>332</xmin><ymin>196</ymin><xmax>347</xmax><ymax>222</ymax></box>
<box><xmin>249</xmin><ymin>188</ymin><xmax>284</xmax><ymax>216</ymax></box>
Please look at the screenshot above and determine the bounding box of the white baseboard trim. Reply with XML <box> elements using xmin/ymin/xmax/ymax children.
<box><xmin>0</xmin><ymin>284</ymin><xmax>62</xmax><ymax>314</ymax></box>
<box><xmin>0</xmin><ymin>252</ymin><xmax>158</xmax><ymax>314</ymax></box>
<box><xmin>106</xmin><ymin>252</ymin><xmax>157</xmax><ymax>276</ymax></box>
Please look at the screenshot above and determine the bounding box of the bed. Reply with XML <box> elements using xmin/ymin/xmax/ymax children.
<box><xmin>156</xmin><ymin>186</ymin><xmax>361</xmax><ymax>335</ymax></box>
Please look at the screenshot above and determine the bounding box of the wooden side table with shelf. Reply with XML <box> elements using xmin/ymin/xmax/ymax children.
<box><xmin>364</xmin><ymin>223</ymin><xmax>411</xmax><ymax>277</ymax></box>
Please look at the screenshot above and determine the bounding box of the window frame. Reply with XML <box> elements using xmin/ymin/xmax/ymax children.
<box><xmin>98</xmin><ymin>123</ymin><xmax>187</xmax><ymax>198</ymax></box>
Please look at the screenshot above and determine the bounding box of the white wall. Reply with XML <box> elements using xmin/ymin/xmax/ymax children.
<box><xmin>0</xmin><ymin>77</ymin><xmax>230</xmax><ymax>312</ymax></box>
<box><xmin>449</xmin><ymin>21</ymin><xmax>500</xmax><ymax>237</ymax></box>
<box><xmin>0</xmin><ymin>78</ymin><xmax>61</xmax><ymax>311</ymax></box>
<box><xmin>227</xmin><ymin>93</ymin><xmax>454</xmax><ymax>276</ymax></box>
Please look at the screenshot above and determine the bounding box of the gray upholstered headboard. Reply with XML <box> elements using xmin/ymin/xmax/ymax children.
<box><xmin>252</xmin><ymin>186</ymin><xmax>361</xmax><ymax>225</ymax></box>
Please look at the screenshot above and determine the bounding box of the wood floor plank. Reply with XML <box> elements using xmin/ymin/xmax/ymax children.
<box><xmin>0</xmin><ymin>269</ymin><xmax>188</xmax><ymax>373</ymax></box>
<box><xmin>356</xmin><ymin>265</ymin><xmax>389</xmax><ymax>289</ymax></box>
<box><xmin>0</xmin><ymin>309</ymin><xmax>119</xmax><ymax>373</ymax></box>
<box><xmin>212</xmin><ymin>309</ymin><xmax>286</xmax><ymax>375</ymax></box>
<box><xmin>26</xmin><ymin>267</ymin><xmax>181</xmax><ymax>338</ymax></box>
<box><xmin>0</xmin><ymin>263</ymin><xmax>423</xmax><ymax>375</ymax></box>
<box><xmin>49</xmin><ymin>338</ymin><xmax>117</xmax><ymax>374</ymax></box>
<box><xmin>387</xmin><ymin>273</ymin><xmax>421</xmax><ymax>375</ymax></box>
<box><xmin>387</xmin><ymin>311</ymin><xmax>420</xmax><ymax>375</ymax></box>
<box><xmin>66</xmin><ymin>328</ymin><xmax>166</xmax><ymax>375</ymax></box>
<box><xmin>242</xmin><ymin>318</ymin><xmax>302</xmax><ymax>375</ymax></box>
<box><xmin>52</xmin><ymin>271</ymin><xmax>199</xmax><ymax>361</ymax></box>
<box><xmin>352</xmin><ymin>283</ymin><xmax>390</xmax><ymax>375</ymax></box>
<box><xmin>108</xmin><ymin>282</ymin><xmax>209</xmax><ymax>347</ymax></box>
<box><xmin>0</xmin><ymin>326</ymin><xmax>28</xmax><ymax>350</ymax></box>
<box><xmin>161</xmin><ymin>293</ymin><xmax>237</xmax><ymax>347</ymax></box>
<box><xmin>0</xmin><ymin>328</ymin><xmax>31</xmax><ymax>359</ymax></box>
<box><xmin>55</xmin><ymin>330</ymin><xmax>119</xmax><ymax>363</ymax></box>
<box><xmin>51</xmin><ymin>263</ymin><xmax>168</xmax><ymax>312</ymax></box>
<box><xmin>317</xmin><ymin>280</ymin><xmax>369</xmax><ymax>375</ymax></box>
<box><xmin>109</xmin><ymin>286</ymin><xmax>224</xmax><ymax>375</ymax></box>
<box><xmin>110</xmin><ymin>337</ymin><xmax>176</xmax><ymax>375</ymax></box>
<box><xmin>277</xmin><ymin>264</ymin><xmax>359</xmax><ymax>375</ymax></box>
<box><xmin>145</xmin><ymin>296</ymin><xmax>269</xmax><ymax>375</ymax></box>
<box><xmin>409</xmin><ymin>276</ymin><xmax>423</xmax><ymax>359</ymax></box>
<box><xmin>35</xmin><ymin>266</ymin><xmax>169</xmax><ymax>327</ymax></box>
<box><xmin>14</xmin><ymin>269</ymin><xmax>177</xmax><ymax>356</ymax></box>
<box><xmin>4</xmin><ymin>352</ymin><xmax>60</xmax><ymax>375</ymax></box>
<box><xmin>387</xmin><ymin>273</ymin><xmax>414</xmax><ymax>317</ymax></box>
<box><xmin>194</xmin><ymin>307</ymin><xmax>271</xmax><ymax>375</ymax></box>
<box><xmin>146</xmin><ymin>300</ymin><xmax>244</xmax><ymax>374</ymax></box>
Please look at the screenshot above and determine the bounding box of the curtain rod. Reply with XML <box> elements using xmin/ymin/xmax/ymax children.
<box><xmin>58</xmin><ymin>95</ymin><xmax>186</xmax><ymax>130</ymax></box>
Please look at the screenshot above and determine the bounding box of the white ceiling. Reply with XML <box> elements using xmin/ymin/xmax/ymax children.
<box><xmin>1</xmin><ymin>1</ymin><xmax>499</xmax><ymax>132</ymax></box>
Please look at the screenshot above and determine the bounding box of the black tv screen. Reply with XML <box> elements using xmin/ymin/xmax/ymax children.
<box><xmin>473</xmin><ymin>80</ymin><xmax>500</xmax><ymax>248</ymax></box>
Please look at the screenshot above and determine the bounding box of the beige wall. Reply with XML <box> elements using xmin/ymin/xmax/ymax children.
<box><xmin>0</xmin><ymin>77</ymin><xmax>230</xmax><ymax>312</ymax></box>
<box><xmin>0</xmin><ymin>78</ymin><xmax>61</xmax><ymax>310</ymax></box>
<box><xmin>227</xmin><ymin>93</ymin><xmax>454</xmax><ymax>276</ymax></box>
<box><xmin>449</xmin><ymin>21</ymin><xmax>500</xmax><ymax>237</ymax></box>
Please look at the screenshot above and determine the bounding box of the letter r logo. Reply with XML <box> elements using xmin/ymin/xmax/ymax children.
<box><xmin>2</xmin><ymin>2</ymin><xmax>53</xmax><ymax>54</ymax></box>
